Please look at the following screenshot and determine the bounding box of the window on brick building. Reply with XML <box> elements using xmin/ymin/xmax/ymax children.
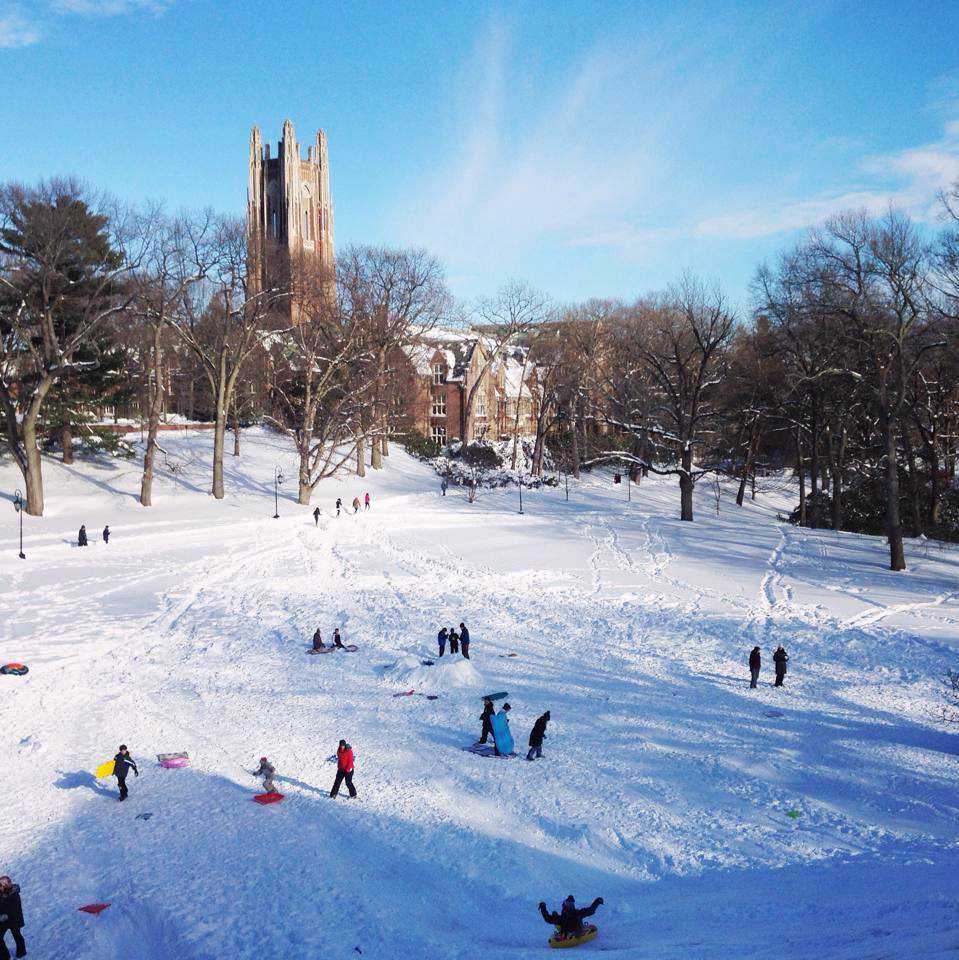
<box><xmin>475</xmin><ymin>394</ymin><xmax>487</xmax><ymax>418</ymax></box>
<box><xmin>432</xmin><ymin>363</ymin><xmax>445</xmax><ymax>385</ymax></box>
<box><xmin>431</xmin><ymin>425</ymin><xmax>447</xmax><ymax>443</ymax></box>
<box><xmin>431</xmin><ymin>395</ymin><xmax>446</xmax><ymax>417</ymax></box>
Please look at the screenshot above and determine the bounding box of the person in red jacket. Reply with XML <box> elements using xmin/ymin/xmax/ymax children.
<box><xmin>330</xmin><ymin>740</ymin><xmax>357</xmax><ymax>798</ymax></box>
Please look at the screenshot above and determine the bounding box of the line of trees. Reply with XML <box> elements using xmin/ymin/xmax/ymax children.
<box><xmin>2</xmin><ymin>174</ymin><xmax>959</xmax><ymax>571</ymax></box>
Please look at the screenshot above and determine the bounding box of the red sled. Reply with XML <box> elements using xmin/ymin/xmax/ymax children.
<box><xmin>252</xmin><ymin>791</ymin><xmax>284</xmax><ymax>805</ymax></box>
<box><xmin>79</xmin><ymin>903</ymin><xmax>111</xmax><ymax>915</ymax></box>
<box><xmin>392</xmin><ymin>689</ymin><xmax>415</xmax><ymax>698</ymax></box>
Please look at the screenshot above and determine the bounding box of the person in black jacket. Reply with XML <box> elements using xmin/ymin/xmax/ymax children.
<box><xmin>0</xmin><ymin>875</ymin><xmax>25</xmax><ymax>960</ymax></box>
<box><xmin>114</xmin><ymin>744</ymin><xmax>139</xmax><ymax>801</ymax></box>
<box><xmin>539</xmin><ymin>895</ymin><xmax>604</xmax><ymax>938</ymax></box>
<box><xmin>78</xmin><ymin>524</ymin><xmax>88</xmax><ymax>547</ymax></box>
<box><xmin>773</xmin><ymin>645</ymin><xmax>789</xmax><ymax>686</ymax></box>
<box><xmin>459</xmin><ymin>622</ymin><xmax>470</xmax><ymax>659</ymax></box>
<box><xmin>478</xmin><ymin>698</ymin><xmax>495</xmax><ymax>744</ymax></box>
<box><xmin>313</xmin><ymin>507</ymin><xmax>320</xmax><ymax>526</ymax></box>
<box><xmin>749</xmin><ymin>646</ymin><xmax>761</xmax><ymax>688</ymax></box>
<box><xmin>527</xmin><ymin>710</ymin><xmax>550</xmax><ymax>760</ymax></box>
<box><xmin>448</xmin><ymin>626</ymin><xmax>459</xmax><ymax>655</ymax></box>
<box><xmin>102</xmin><ymin>525</ymin><xmax>110</xmax><ymax>544</ymax></box>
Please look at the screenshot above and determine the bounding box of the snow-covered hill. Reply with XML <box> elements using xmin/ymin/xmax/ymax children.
<box><xmin>1</xmin><ymin>429</ymin><xmax>957</xmax><ymax>959</ymax></box>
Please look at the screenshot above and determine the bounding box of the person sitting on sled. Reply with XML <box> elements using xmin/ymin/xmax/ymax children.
<box><xmin>539</xmin><ymin>895</ymin><xmax>604</xmax><ymax>938</ymax></box>
<box><xmin>312</xmin><ymin>628</ymin><xmax>325</xmax><ymax>651</ymax></box>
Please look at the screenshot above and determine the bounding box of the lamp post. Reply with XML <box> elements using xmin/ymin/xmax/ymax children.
<box><xmin>273</xmin><ymin>467</ymin><xmax>284</xmax><ymax>519</ymax></box>
<box><xmin>13</xmin><ymin>489</ymin><xmax>25</xmax><ymax>559</ymax></box>
<box><xmin>518</xmin><ymin>483</ymin><xmax>524</xmax><ymax>515</ymax></box>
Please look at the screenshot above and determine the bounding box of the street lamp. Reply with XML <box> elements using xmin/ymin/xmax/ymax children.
<box><xmin>518</xmin><ymin>483</ymin><xmax>524</xmax><ymax>515</ymax></box>
<box><xmin>13</xmin><ymin>489</ymin><xmax>25</xmax><ymax>559</ymax></box>
<box><xmin>273</xmin><ymin>466</ymin><xmax>284</xmax><ymax>519</ymax></box>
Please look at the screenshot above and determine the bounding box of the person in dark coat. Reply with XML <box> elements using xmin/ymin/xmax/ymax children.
<box><xmin>773</xmin><ymin>645</ymin><xmax>789</xmax><ymax>686</ymax></box>
<box><xmin>333</xmin><ymin>628</ymin><xmax>345</xmax><ymax>649</ymax></box>
<box><xmin>479</xmin><ymin>698</ymin><xmax>495</xmax><ymax>744</ymax></box>
<box><xmin>78</xmin><ymin>524</ymin><xmax>88</xmax><ymax>547</ymax></box>
<box><xmin>0</xmin><ymin>875</ymin><xmax>25</xmax><ymax>960</ymax></box>
<box><xmin>527</xmin><ymin>710</ymin><xmax>550</xmax><ymax>760</ymax></box>
<box><xmin>539</xmin><ymin>895</ymin><xmax>604</xmax><ymax>938</ymax></box>
<box><xmin>441</xmin><ymin>479</ymin><xmax>448</xmax><ymax>497</ymax></box>
<box><xmin>749</xmin><ymin>646</ymin><xmax>761</xmax><ymax>688</ymax></box>
<box><xmin>312</xmin><ymin>628</ymin><xmax>325</xmax><ymax>651</ymax></box>
<box><xmin>330</xmin><ymin>740</ymin><xmax>357</xmax><ymax>798</ymax></box>
<box><xmin>114</xmin><ymin>744</ymin><xmax>139</xmax><ymax>801</ymax></box>
<box><xmin>336</xmin><ymin>498</ymin><xmax>342</xmax><ymax>517</ymax></box>
<box><xmin>459</xmin><ymin>622</ymin><xmax>470</xmax><ymax>659</ymax></box>
<box><xmin>437</xmin><ymin>627</ymin><xmax>448</xmax><ymax>658</ymax></box>
<box><xmin>448</xmin><ymin>626</ymin><xmax>459</xmax><ymax>655</ymax></box>
<box><xmin>313</xmin><ymin>507</ymin><xmax>320</xmax><ymax>526</ymax></box>
<box><xmin>102</xmin><ymin>525</ymin><xmax>110</xmax><ymax>544</ymax></box>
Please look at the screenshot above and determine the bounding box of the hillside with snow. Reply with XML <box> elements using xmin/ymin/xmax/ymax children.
<box><xmin>1</xmin><ymin>429</ymin><xmax>957</xmax><ymax>959</ymax></box>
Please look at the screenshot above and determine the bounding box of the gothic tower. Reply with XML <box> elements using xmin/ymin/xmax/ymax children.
<box><xmin>247</xmin><ymin>119</ymin><xmax>334</xmax><ymax>302</ymax></box>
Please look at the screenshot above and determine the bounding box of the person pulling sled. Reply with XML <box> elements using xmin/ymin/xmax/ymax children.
<box><xmin>539</xmin><ymin>895</ymin><xmax>604</xmax><ymax>947</ymax></box>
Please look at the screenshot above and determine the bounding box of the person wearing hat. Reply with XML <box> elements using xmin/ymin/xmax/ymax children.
<box><xmin>493</xmin><ymin>702</ymin><xmax>511</xmax><ymax>757</ymax></box>
<box><xmin>538</xmin><ymin>895</ymin><xmax>604</xmax><ymax>938</ymax></box>
<box><xmin>478</xmin><ymin>697</ymin><xmax>495</xmax><ymax>744</ymax></box>
<box><xmin>330</xmin><ymin>740</ymin><xmax>357</xmax><ymax>798</ymax></box>
<box><xmin>749</xmin><ymin>646</ymin><xmax>761</xmax><ymax>688</ymax></box>
<box><xmin>459</xmin><ymin>622</ymin><xmax>471</xmax><ymax>659</ymax></box>
<box><xmin>78</xmin><ymin>524</ymin><xmax>88</xmax><ymax>547</ymax></box>
<box><xmin>773</xmin><ymin>645</ymin><xmax>789</xmax><ymax>687</ymax></box>
<box><xmin>113</xmin><ymin>745</ymin><xmax>139</xmax><ymax>801</ymax></box>
<box><xmin>0</xmin><ymin>875</ymin><xmax>26</xmax><ymax>960</ymax></box>
<box><xmin>253</xmin><ymin>756</ymin><xmax>276</xmax><ymax>793</ymax></box>
<box><xmin>527</xmin><ymin>710</ymin><xmax>551</xmax><ymax>761</ymax></box>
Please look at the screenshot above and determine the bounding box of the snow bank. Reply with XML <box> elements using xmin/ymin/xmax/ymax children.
<box><xmin>381</xmin><ymin>653</ymin><xmax>484</xmax><ymax>692</ymax></box>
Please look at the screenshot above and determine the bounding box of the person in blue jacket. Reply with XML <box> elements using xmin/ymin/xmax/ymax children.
<box><xmin>437</xmin><ymin>627</ymin><xmax>448</xmax><ymax>657</ymax></box>
<box><xmin>459</xmin><ymin>622</ymin><xmax>470</xmax><ymax>659</ymax></box>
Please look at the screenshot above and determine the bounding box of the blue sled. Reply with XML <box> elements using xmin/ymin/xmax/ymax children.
<box><xmin>490</xmin><ymin>712</ymin><xmax>514</xmax><ymax>755</ymax></box>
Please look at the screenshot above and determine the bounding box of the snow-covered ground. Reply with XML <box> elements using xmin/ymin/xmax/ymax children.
<box><xmin>1</xmin><ymin>428</ymin><xmax>957</xmax><ymax>960</ymax></box>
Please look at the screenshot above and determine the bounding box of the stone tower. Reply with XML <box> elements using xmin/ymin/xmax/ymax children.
<box><xmin>247</xmin><ymin>119</ymin><xmax>334</xmax><ymax>300</ymax></box>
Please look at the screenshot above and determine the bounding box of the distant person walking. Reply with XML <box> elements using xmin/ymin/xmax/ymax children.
<box><xmin>527</xmin><ymin>710</ymin><xmax>550</xmax><ymax>761</ymax></box>
<box><xmin>459</xmin><ymin>622</ymin><xmax>471</xmax><ymax>659</ymax></box>
<box><xmin>78</xmin><ymin>524</ymin><xmax>88</xmax><ymax>547</ymax></box>
<box><xmin>102</xmin><ymin>525</ymin><xmax>110</xmax><ymax>544</ymax></box>
<box><xmin>364</xmin><ymin>492</ymin><xmax>371</xmax><ymax>511</ymax></box>
<box><xmin>336</xmin><ymin>498</ymin><xmax>342</xmax><ymax>517</ymax></box>
<box><xmin>441</xmin><ymin>479</ymin><xmax>448</xmax><ymax>497</ymax></box>
<box><xmin>352</xmin><ymin>497</ymin><xmax>361</xmax><ymax>514</ymax></box>
<box><xmin>437</xmin><ymin>627</ymin><xmax>448</xmax><ymax>658</ymax></box>
<box><xmin>0</xmin><ymin>874</ymin><xmax>26</xmax><ymax>960</ymax></box>
<box><xmin>773</xmin><ymin>645</ymin><xmax>789</xmax><ymax>687</ymax></box>
<box><xmin>330</xmin><ymin>740</ymin><xmax>357</xmax><ymax>798</ymax></box>
<box><xmin>253</xmin><ymin>756</ymin><xmax>276</xmax><ymax>793</ymax></box>
<box><xmin>113</xmin><ymin>744</ymin><xmax>139</xmax><ymax>801</ymax></box>
<box><xmin>448</xmin><ymin>626</ymin><xmax>459</xmax><ymax>655</ymax></box>
<box><xmin>313</xmin><ymin>507</ymin><xmax>321</xmax><ymax>526</ymax></box>
<box><xmin>479</xmin><ymin>698</ymin><xmax>495</xmax><ymax>744</ymax></box>
<box><xmin>749</xmin><ymin>646</ymin><xmax>761</xmax><ymax>689</ymax></box>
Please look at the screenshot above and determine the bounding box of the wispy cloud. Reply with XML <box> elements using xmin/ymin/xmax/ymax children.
<box><xmin>0</xmin><ymin>7</ymin><xmax>41</xmax><ymax>47</ymax></box>
<box><xmin>51</xmin><ymin>0</ymin><xmax>172</xmax><ymax>14</ymax></box>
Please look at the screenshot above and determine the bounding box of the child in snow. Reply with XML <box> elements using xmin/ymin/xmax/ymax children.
<box><xmin>441</xmin><ymin>478</ymin><xmax>448</xmax><ymax>496</ymax></box>
<box><xmin>102</xmin><ymin>525</ymin><xmax>110</xmax><ymax>544</ymax></box>
<box><xmin>313</xmin><ymin>507</ymin><xmax>320</xmax><ymax>526</ymax></box>
<box><xmin>459</xmin><ymin>622</ymin><xmax>470</xmax><ymax>659</ymax></box>
<box><xmin>78</xmin><ymin>524</ymin><xmax>88</xmax><ymax>546</ymax></box>
<box><xmin>336</xmin><ymin>498</ymin><xmax>342</xmax><ymax>517</ymax></box>
<box><xmin>479</xmin><ymin>698</ymin><xmax>494</xmax><ymax>744</ymax></box>
<box><xmin>773</xmin><ymin>645</ymin><xmax>789</xmax><ymax>686</ymax></box>
<box><xmin>539</xmin><ymin>896</ymin><xmax>604</xmax><ymax>938</ymax></box>
<box><xmin>254</xmin><ymin>757</ymin><xmax>276</xmax><ymax>793</ymax></box>
<box><xmin>352</xmin><ymin>496</ymin><xmax>361</xmax><ymax>513</ymax></box>
<box><xmin>448</xmin><ymin>626</ymin><xmax>459</xmax><ymax>655</ymax></box>
<box><xmin>312</xmin><ymin>628</ymin><xmax>325</xmax><ymax>651</ymax></box>
<box><xmin>114</xmin><ymin>744</ymin><xmax>139</xmax><ymax>801</ymax></box>
<box><xmin>494</xmin><ymin>702</ymin><xmax>511</xmax><ymax>756</ymax></box>
<box><xmin>330</xmin><ymin>740</ymin><xmax>357</xmax><ymax>798</ymax></box>
<box><xmin>0</xmin><ymin>875</ymin><xmax>26</xmax><ymax>960</ymax></box>
<box><xmin>332</xmin><ymin>628</ymin><xmax>345</xmax><ymax>649</ymax></box>
<box><xmin>437</xmin><ymin>627</ymin><xmax>448</xmax><ymax>657</ymax></box>
<box><xmin>364</xmin><ymin>492</ymin><xmax>371</xmax><ymax>510</ymax></box>
<box><xmin>749</xmin><ymin>646</ymin><xmax>761</xmax><ymax>688</ymax></box>
<box><xmin>527</xmin><ymin>710</ymin><xmax>550</xmax><ymax>760</ymax></box>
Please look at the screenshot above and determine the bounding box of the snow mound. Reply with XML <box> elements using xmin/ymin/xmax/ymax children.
<box><xmin>383</xmin><ymin>653</ymin><xmax>484</xmax><ymax>692</ymax></box>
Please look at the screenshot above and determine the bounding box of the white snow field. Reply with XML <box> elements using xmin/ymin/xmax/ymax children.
<box><xmin>1</xmin><ymin>428</ymin><xmax>957</xmax><ymax>960</ymax></box>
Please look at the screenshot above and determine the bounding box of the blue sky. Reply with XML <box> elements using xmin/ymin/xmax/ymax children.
<box><xmin>2</xmin><ymin>0</ymin><xmax>958</xmax><ymax>311</ymax></box>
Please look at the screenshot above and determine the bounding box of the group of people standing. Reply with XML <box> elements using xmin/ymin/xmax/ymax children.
<box><xmin>437</xmin><ymin>623</ymin><xmax>471</xmax><ymax>659</ymax></box>
<box><xmin>749</xmin><ymin>645</ymin><xmax>790</xmax><ymax>688</ymax></box>
<box><xmin>77</xmin><ymin>524</ymin><xmax>110</xmax><ymax>546</ymax></box>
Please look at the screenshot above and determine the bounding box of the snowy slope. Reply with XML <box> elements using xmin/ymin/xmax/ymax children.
<box><xmin>1</xmin><ymin>428</ymin><xmax>957</xmax><ymax>959</ymax></box>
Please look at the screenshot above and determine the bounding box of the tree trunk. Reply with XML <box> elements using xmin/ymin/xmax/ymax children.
<box><xmin>928</xmin><ymin>446</ymin><xmax>942</xmax><ymax>525</ymax></box>
<box><xmin>22</xmin><ymin>419</ymin><xmax>45</xmax><ymax>516</ymax></box>
<box><xmin>903</xmin><ymin>430</ymin><xmax>923</xmax><ymax>538</ymax></box>
<box><xmin>679</xmin><ymin>443</ymin><xmax>694</xmax><ymax>521</ymax></box>
<box><xmin>381</xmin><ymin>434</ymin><xmax>389</xmax><ymax>457</ymax></box>
<box><xmin>571</xmin><ymin>426</ymin><xmax>580</xmax><ymax>479</ymax></box>
<box><xmin>232</xmin><ymin>401</ymin><xmax>241</xmax><ymax>457</ymax></box>
<box><xmin>371</xmin><ymin>430</ymin><xmax>382</xmax><ymax>469</ymax></box>
<box><xmin>212</xmin><ymin>378</ymin><xmax>227</xmax><ymax>500</ymax></box>
<box><xmin>61</xmin><ymin>424</ymin><xmax>74</xmax><ymax>464</ymax></box>
<box><xmin>809</xmin><ymin>404</ymin><xmax>820</xmax><ymax>501</ymax></box>
<box><xmin>796</xmin><ymin>429</ymin><xmax>806</xmax><ymax>527</ymax></box>
<box><xmin>140</xmin><ymin>332</ymin><xmax>164</xmax><ymax>507</ymax></box>
<box><xmin>356</xmin><ymin>436</ymin><xmax>366</xmax><ymax>477</ymax></box>
<box><xmin>882</xmin><ymin>409</ymin><xmax>906</xmax><ymax>570</ymax></box>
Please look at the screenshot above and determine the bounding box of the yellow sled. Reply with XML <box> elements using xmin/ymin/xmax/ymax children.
<box><xmin>549</xmin><ymin>923</ymin><xmax>598</xmax><ymax>949</ymax></box>
<box><xmin>95</xmin><ymin>760</ymin><xmax>115</xmax><ymax>779</ymax></box>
